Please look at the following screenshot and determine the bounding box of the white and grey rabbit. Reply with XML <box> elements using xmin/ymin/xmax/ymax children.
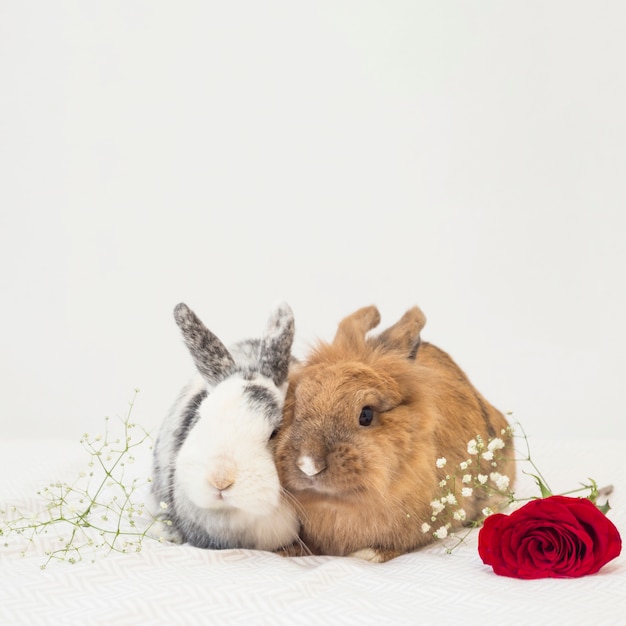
<box><xmin>150</xmin><ymin>301</ymin><xmax>299</xmax><ymax>551</ymax></box>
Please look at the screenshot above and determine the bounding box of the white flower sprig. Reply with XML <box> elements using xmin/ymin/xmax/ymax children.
<box><xmin>419</xmin><ymin>426</ymin><xmax>515</xmax><ymax>551</ymax></box>
<box><xmin>0</xmin><ymin>391</ymin><xmax>162</xmax><ymax>569</ymax></box>
<box><xmin>424</xmin><ymin>416</ymin><xmax>612</xmax><ymax>553</ymax></box>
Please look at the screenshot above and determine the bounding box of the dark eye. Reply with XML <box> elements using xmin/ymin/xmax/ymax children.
<box><xmin>359</xmin><ymin>406</ymin><xmax>374</xmax><ymax>427</ymax></box>
<box><xmin>269</xmin><ymin>428</ymin><xmax>279</xmax><ymax>440</ymax></box>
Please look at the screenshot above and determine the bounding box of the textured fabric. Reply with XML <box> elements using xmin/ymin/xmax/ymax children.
<box><xmin>1</xmin><ymin>438</ymin><xmax>624</xmax><ymax>626</ymax></box>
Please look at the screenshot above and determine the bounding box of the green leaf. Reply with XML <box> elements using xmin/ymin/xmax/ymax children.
<box><xmin>528</xmin><ymin>473</ymin><xmax>553</xmax><ymax>498</ymax></box>
<box><xmin>595</xmin><ymin>500</ymin><xmax>612</xmax><ymax>515</ymax></box>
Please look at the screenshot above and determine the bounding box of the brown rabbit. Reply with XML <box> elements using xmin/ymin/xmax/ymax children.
<box><xmin>275</xmin><ymin>305</ymin><xmax>515</xmax><ymax>562</ymax></box>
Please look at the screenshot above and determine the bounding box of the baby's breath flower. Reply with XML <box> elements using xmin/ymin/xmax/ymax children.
<box><xmin>462</xmin><ymin>474</ymin><xmax>472</xmax><ymax>484</ymax></box>
<box><xmin>490</xmin><ymin>472</ymin><xmax>510</xmax><ymax>490</ymax></box>
<box><xmin>459</xmin><ymin>461</ymin><xmax>469</xmax><ymax>470</ymax></box>
<box><xmin>467</xmin><ymin>439</ymin><xmax>478</xmax><ymax>455</ymax></box>
<box><xmin>487</xmin><ymin>437</ymin><xmax>505</xmax><ymax>452</ymax></box>
<box><xmin>159</xmin><ymin>501</ymin><xmax>169</xmax><ymax>510</ymax></box>
<box><xmin>453</xmin><ymin>509</ymin><xmax>467</xmax><ymax>521</ymax></box>
<box><xmin>482</xmin><ymin>507</ymin><xmax>493</xmax><ymax>517</ymax></box>
<box><xmin>481</xmin><ymin>451</ymin><xmax>494</xmax><ymax>461</ymax></box>
<box><xmin>461</xmin><ymin>487</ymin><xmax>473</xmax><ymax>497</ymax></box>
<box><xmin>439</xmin><ymin>479</ymin><xmax>447</xmax><ymax>488</ymax></box>
<box><xmin>477</xmin><ymin>474</ymin><xmax>488</xmax><ymax>485</ymax></box>
<box><xmin>433</xmin><ymin>526</ymin><xmax>448</xmax><ymax>539</ymax></box>
<box><xmin>430</xmin><ymin>500</ymin><xmax>445</xmax><ymax>515</ymax></box>
<box><xmin>436</xmin><ymin>457</ymin><xmax>447</xmax><ymax>468</ymax></box>
<box><xmin>444</xmin><ymin>493</ymin><xmax>457</xmax><ymax>506</ymax></box>
<box><xmin>421</xmin><ymin>522</ymin><xmax>431</xmax><ymax>533</ymax></box>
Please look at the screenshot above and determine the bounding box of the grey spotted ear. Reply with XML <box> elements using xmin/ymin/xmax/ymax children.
<box><xmin>173</xmin><ymin>303</ymin><xmax>236</xmax><ymax>383</ymax></box>
<box><xmin>258</xmin><ymin>302</ymin><xmax>295</xmax><ymax>387</ymax></box>
<box><xmin>373</xmin><ymin>306</ymin><xmax>426</xmax><ymax>358</ymax></box>
<box><xmin>332</xmin><ymin>305</ymin><xmax>381</xmax><ymax>351</ymax></box>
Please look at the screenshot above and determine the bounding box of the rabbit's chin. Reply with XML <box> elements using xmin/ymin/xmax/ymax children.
<box><xmin>185</xmin><ymin>489</ymin><xmax>241</xmax><ymax>511</ymax></box>
<box><xmin>180</xmin><ymin>482</ymin><xmax>282</xmax><ymax>517</ymax></box>
<box><xmin>288</xmin><ymin>478</ymin><xmax>366</xmax><ymax>502</ymax></box>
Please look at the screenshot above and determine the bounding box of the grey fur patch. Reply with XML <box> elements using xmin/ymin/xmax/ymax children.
<box><xmin>162</xmin><ymin>389</ymin><xmax>208</xmax><ymax>511</ymax></box>
<box><xmin>244</xmin><ymin>383</ymin><xmax>280</xmax><ymax>425</ymax></box>
<box><xmin>172</xmin><ymin>514</ymin><xmax>240</xmax><ymax>550</ymax></box>
<box><xmin>174</xmin><ymin>303</ymin><xmax>236</xmax><ymax>383</ymax></box>
<box><xmin>173</xmin><ymin>389</ymin><xmax>208</xmax><ymax>451</ymax></box>
<box><xmin>258</xmin><ymin>303</ymin><xmax>294</xmax><ymax>387</ymax></box>
<box><xmin>229</xmin><ymin>338</ymin><xmax>261</xmax><ymax>365</ymax></box>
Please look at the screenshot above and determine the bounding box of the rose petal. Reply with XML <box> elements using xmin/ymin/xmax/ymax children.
<box><xmin>478</xmin><ymin>496</ymin><xmax>622</xmax><ymax>579</ymax></box>
<box><xmin>551</xmin><ymin>496</ymin><xmax>622</xmax><ymax>574</ymax></box>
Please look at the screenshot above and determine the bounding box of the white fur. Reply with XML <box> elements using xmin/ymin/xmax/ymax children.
<box><xmin>297</xmin><ymin>455</ymin><xmax>322</xmax><ymax>477</ymax></box>
<box><xmin>176</xmin><ymin>376</ymin><xmax>282</xmax><ymax>515</ymax></box>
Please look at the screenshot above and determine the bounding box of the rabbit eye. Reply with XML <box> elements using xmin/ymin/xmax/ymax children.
<box><xmin>269</xmin><ymin>428</ymin><xmax>279</xmax><ymax>440</ymax></box>
<box><xmin>359</xmin><ymin>406</ymin><xmax>374</xmax><ymax>427</ymax></box>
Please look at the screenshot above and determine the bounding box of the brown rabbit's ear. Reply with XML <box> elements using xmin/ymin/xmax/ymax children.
<box><xmin>372</xmin><ymin>306</ymin><xmax>426</xmax><ymax>358</ymax></box>
<box><xmin>332</xmin><ymin>305</ymin><xmax>381</xmax><ymax>351</ymax></box>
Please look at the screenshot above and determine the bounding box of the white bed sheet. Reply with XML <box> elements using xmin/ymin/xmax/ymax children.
<box><xmin>1</xmin><ymin>437</ymin><xmax>624</xmax><ymax>626</ymax></box>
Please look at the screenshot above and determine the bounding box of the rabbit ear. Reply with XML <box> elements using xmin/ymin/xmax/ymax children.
<box><xmin>332</xmin><ymin>305</ymin><xmax>381</xmax><ymax>351</ymax></box>
<box><xmin>173</xmin><ymin>303</ymin><xmax>236</xmax><ymax>383</ymax></box>
<box><xmin>373</xmin><ymin>306</ymin><xmax>426</xmax><ymax>357</ymax></box>
<box><xmin>258</xmin><ymin>302</ymin><xmax>295</xmax><ymax>387</ymax></box>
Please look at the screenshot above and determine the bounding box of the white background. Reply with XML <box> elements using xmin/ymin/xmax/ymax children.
<box><xmin>1</xmin><ymin>1</ymin><xmax>625</xmax><ymax>441</ymax></box>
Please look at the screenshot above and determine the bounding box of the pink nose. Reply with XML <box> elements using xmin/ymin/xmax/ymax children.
<box><xmin>209</xmin><ymin>475</ymin><xmax>235</xmax><ymax>491</ymax></box>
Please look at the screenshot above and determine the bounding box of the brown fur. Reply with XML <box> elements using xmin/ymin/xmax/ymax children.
<box><xmin>274</xmin><ymin>305</ymin><xmax>515</xmax><ymax>561</ymax></box>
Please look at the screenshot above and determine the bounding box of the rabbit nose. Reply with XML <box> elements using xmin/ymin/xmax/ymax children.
<box><xmin>209</xmin><ymin>474</ymin><xmax>235</xmax><ymax>491</ymax></box>
<box><xmin>297</xmin><ymin>455</ymin><xmax>326</xmax><ymax>477</ymax></box>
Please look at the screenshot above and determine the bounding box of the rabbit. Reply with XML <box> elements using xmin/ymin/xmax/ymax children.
<box><xmin>150</xmin><ymin>301</ymin><xmax>300</xmax><ymax>551</ymax></box>
<box><xmin>274</xmin><ymin>304</ymin><xmax>516</xmax><ymax>562</ymax></box>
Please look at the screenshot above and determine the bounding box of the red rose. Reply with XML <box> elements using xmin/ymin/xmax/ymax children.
<box><xmin>478</xmin><ymin>495</ymin><xmax>622</xmax><ymax>579</ymax></box>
